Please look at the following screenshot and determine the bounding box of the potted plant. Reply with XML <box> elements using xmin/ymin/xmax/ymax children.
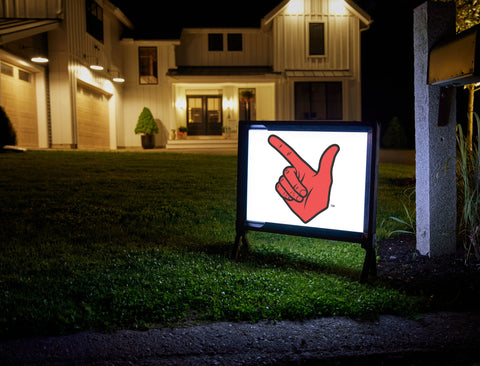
<box><xmin>135</xmin><ymin>107</ymin><xmax>159</xmax><ymax>149</ymax></box>
<box><xmin>177</xmin><ymin>126</ymin><xmax>188</xmax><ymax>139</ymax></box>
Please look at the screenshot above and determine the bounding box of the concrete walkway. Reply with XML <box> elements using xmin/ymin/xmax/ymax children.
<box><xmin>1</xmin><ymin>312</ymin><xmax>479</xmax><ymax>365</ymax></box>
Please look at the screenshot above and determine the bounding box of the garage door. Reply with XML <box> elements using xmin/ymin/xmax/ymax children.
<box><xmin>76</xmin><ymin>83</ymin><xmax>110</xmax><ymax>149</ymax></box>
<box><xmin>0</xmin><ymin>61</ymin><xmax>38</xmax><ymax>148</ymax></box>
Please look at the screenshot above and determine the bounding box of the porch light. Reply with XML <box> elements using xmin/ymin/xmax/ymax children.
<box><xmin>113</xmin><ymin>76</ymin><xmax>125</xmax><ymax>83</ymax></box>
<box><xmin>175</xmin><ymin>98</ymin><xmax>186</xmax><ymax>110</ymax></box>
<box><xmin>223</xmin><ymin>98</ymin><xmax>233</xmax><ymax>119</ymax></box>
<box><xmin>223</xmin><ymin>98</ymin><xmax>233</xmax><ymax>110</ymax></box>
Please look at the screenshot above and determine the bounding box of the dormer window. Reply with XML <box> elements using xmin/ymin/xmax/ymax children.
<box><xmin>227</xmin><ymin>33</ymin><xmax>242</xmax><ymax>51</ymax></box>
<box><xmin>208</xmin><ymin>34</ymin><xmax>223</xmax><ymax>51</ymax></box>
<box><xmin>308</xmin><ymin>22</ymin><xmax>325</xmax><ymax>56</ymax></box>
<box><xmin>86</xmin><ymin>0</ymin><xmax>103</xmax><ymax>42</ymax></box>
<box><xmin>208</xmin><ymin>33</ymin><xmax>243</xmax><ymax>52</ymax></box>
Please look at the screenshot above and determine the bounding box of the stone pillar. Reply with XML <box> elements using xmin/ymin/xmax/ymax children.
<box><xmin>414</xmin><ymin>1</ymin><xmax>457</xmax><ymax>257</ymax></box>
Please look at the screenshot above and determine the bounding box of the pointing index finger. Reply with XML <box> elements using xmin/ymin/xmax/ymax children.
<box><xmin>268</xmin><ymin>135</ymin><xmax>308</xmax><ymax>172</ymax></box>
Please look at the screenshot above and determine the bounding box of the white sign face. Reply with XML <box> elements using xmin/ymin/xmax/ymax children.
<box><xmin>246</xmin><ymin>129</ymin><xmax>369</xmax><ymax>234</ymax></box>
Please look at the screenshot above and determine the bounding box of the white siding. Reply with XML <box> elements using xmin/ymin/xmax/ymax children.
<box><xmin>0</xmin><ymin>0</ymin><xmax>62</xmax><ymax>18</ymax></box>
<box><xmin>48</xmin><ymin>26</ymin><xmax>73</xmax><ymax>146</ymax></box>
<box><xmin>270</xmin><ymin>0</ymin><xmax>364</xmax><ymax>121</ymax></box>
<box><xmin>176</xmin><ymin>28</ymin><xmax>272</xmax><ymax>67</ymax></box>
<box><xmin>120</xmin><ymin>40</ymin><xmax>179</xmax><ymax>147</ymax></box>
<box><xmin>272</xmin><ymin>0</ymin><xmax>359</xmax><ymax>72</ymax></box>
<box><xmin>48</xmin><ymin>0</ymin><xmax>127</xmax><ymax>148</ymax></box>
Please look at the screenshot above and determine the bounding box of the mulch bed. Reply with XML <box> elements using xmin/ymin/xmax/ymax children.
<box><xmin>376</xmin><ymin>234</ymin><xmax>480</xmax><ymax>311</ymax></box>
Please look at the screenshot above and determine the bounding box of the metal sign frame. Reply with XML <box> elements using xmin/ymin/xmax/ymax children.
<box><xmin>233</xmin><ymin>120</ymin><xmax>379</xmax><ymax>282</ymax></box>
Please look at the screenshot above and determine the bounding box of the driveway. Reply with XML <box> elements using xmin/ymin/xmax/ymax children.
<box><xmin>1</xmin><ymin>312</ymin><xmax>479</xmax><ymax>365</ymax></box>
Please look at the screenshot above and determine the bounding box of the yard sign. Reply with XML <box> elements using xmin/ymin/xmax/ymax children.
<box><xmin>234</xmin><ymin>121</ymin><xmax>379</xmax><ymax>282</ymax></box>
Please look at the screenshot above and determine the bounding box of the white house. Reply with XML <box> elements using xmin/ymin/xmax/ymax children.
<box><xmin>0</xmin><ymin>0</ymin><xmax>371</xmax><ymax>150</ymax></box>
<box><xmin>1</xmin><ymin>0</ymin><xmax>131</xmax><ymax>149</ymax></box>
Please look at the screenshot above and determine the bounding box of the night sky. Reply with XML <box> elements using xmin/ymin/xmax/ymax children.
<box><xmin>112</xmin><ymin>0</ymin><xmax>454</xmax><ymax>144</ymax></box>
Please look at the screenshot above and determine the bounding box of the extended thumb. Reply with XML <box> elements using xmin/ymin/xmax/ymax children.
<box><xmin>317</xmin><ymin>144</ymin><xmax>340</xmax><ymax>175</ymax></box>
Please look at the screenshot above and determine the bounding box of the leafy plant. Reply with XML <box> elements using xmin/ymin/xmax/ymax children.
<box><xmin>456</xmin><ymin>113</ymin><xmax>480</xmax><ymax>264</ymax></box>
<box><xmin>388</xmin><ymin>187</ymin><xmax>416</xmax><ymax>237</ymax></box>
<box><xmin>0</xmin><ymin>106</ymin><xmax>16</xmax><ymax>148</ymax></box>
<box><xmin>388</xmin><ymin>203</ymin><xmax>416</xmax><ymax>237</ymax></box>
<box><xmin>134</xmin><ymin>107</ymin><xmax>159</xmax><ymax>135</ymax></box>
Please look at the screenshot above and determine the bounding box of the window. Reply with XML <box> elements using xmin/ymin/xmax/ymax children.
<box><xmin>309</xmin><ymin>23</ymin><xmax>325</xmax><ymax>56</ymax></box>
<box><xmin>295</xmin><ymin>82</ymin><xmax>342</xmax><ymax>120</ymax></box>
<box><xmin>1</xmin><ymin>62</ymin><xmax>13</xmax><ymax>77</ymax></box>
<box><xmin>227</xmin><ymin>33</ymin><xmax>243</xmax><ymax>51</ymax></box>
<box><xmin>208</xmin><ymin>33</ymin><xmax>223</xmax><ymax>51</ymax></box>
<box><xmin>208</xmin><ymin>33</ymin><xmax>243</xmax><ymax>52</ymax></box>
<box><xmin>138</xmin><ymin>47</ymin><xmax>158</xmax><ymax>84</ymax></box>
<box><xmin>86</xmin><ymin>0</ymin><xmax>103</xmax><ymax>42</ymax></box>
<box><xmin>18</xmin><ymin>69</ymin><xmax>32</xmax><ymax>83</ymax></box>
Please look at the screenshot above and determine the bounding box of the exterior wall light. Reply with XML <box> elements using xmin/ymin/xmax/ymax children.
<box><xmin>31</xmin><ymin>56</ymin><xmax>49</xmax><ymax>63</ymax></box>
<box><xmin>111</xmin><ymin>70</ymin><xmax>125</xmax><ymax>82</ymax></box>
<box><xmin>90</xmin><ymin>63</ymin><xmax>104</xmax><ymax>71</ymax></box>
<box><xmin>90</xmin><ymin>45</ymin><xmax>104</xmax><ymax>70</ymax></box>
<box><xmin>175</xmin><ymin>98</ymin><xmax>186</xmax><ymax>110</ymax></box>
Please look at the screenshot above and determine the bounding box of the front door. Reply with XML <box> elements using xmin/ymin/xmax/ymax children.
<box><xmin>187</xmin><ymin>95</ymin><xmax>222</xmax><ymax>136</ymax></box>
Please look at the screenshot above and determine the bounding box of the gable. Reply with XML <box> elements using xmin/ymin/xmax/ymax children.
<box><xmin>262</xmin><ymin>0</ymin><xmax>372</xmax><ymax>30</ymax></box>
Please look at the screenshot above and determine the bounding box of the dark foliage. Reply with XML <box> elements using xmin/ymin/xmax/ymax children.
<box><xmin>0</xmin><ymin>106</ymin><xmax>16</xmax><ymax>148</ymax></box>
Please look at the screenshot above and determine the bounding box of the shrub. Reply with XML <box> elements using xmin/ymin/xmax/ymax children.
<box><xmin>0</xmin><ymin>106</ymin><xmax>16</xmax><ymax>148</ymax></box>
<box><xmin>456</xmin><ymin>113</ymin><xmax>480</xmax><ymax>264</ymax></box>
<box><xmin>382</xmin><ymin>116</ymin><xmax>408</xmax><ymax>149</ymax></box>
<box><xmin>134</xmin><ymin>107</ymin><xmax>159</xmax><ymax>135</ymax></box>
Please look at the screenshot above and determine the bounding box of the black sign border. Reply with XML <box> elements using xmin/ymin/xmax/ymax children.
<box><xmin>233</xmin><ymin>120</ymin><xmax>379</xmax><ymax>282</ymax></box>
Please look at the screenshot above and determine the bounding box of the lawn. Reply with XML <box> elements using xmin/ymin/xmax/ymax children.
<box><xmin>0</xmin><ymin>151</ymin><xmax>416</xmax><ymax>338</ymax></box>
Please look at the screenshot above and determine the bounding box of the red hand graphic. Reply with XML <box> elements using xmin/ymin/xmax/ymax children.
<box><xmin>268</xmin><ymin>135</ymin><xmax>340</xmax><ymax>224</ymax></box>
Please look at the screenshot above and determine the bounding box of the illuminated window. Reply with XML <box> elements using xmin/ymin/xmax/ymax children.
<box><xmin>138</xmin><ymin>47</ymin><xmax>158</xmax><ymax>84</ymax></box>
<box><xmin>208</xmin><ymin>34</ymin><xmax>223</xmax><ymax>51</ymax></box>
<box><xmin>295</xmin><ymin>82</ymin><xmax>342</xmax><ymax>120</ymax></box>
<box><xmin>227</xmin><ymin>33</ymin><xmax>242</xmax><ymax>51</ymax></box>
<box><xmin>86</xmin><ymin>0</ymin><xmax>103</xmax><ymax>42</ymax></box>
<box><xmin>309</xmin><ymin>23</ymin><xmax>325</xmax><ymax>56</ymax></box>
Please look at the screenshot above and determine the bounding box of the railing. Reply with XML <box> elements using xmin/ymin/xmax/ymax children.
<box><xmin>0</xmin><ymin>0</ymin><xmax>63</xmax><ymax>19</ymax></box>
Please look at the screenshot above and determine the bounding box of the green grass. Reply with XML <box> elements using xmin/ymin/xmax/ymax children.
<box><xmin>0</xmin><ymin>151</ymin><xmax>417</xmax><ymax>338</ymax></box>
